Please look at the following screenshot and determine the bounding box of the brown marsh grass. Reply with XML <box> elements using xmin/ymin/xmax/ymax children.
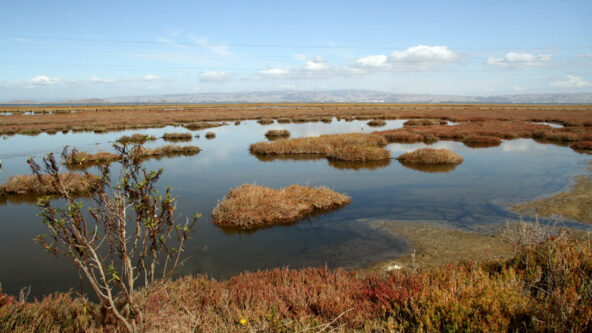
<box><xmin>463</xmin><ymin>135</ymin><xmax>502</xmax><ymax>148</ymax></box>
<box><xmin>64</xmin><ymin>151</ymin><xmax>120</xmax><ymax>168</ymax></box>
<box><xmin>264</xmin><ymin>129</ymin><xmax>291</xmax><ymax>139</ymax></box>
<box><xmin>162</xmin><ymin>132</ymin><xmax>193</xmax><ymax>141</ymax></box>
<box><xmin>250</xmin><ymin>133</ymin><xmax>390</xmax><ymax>162</ymax></box>
<box><xmin>135</xmin><ymin>145</ymin><xmax>201</xmax><ymax>158</ymax></box>
<box><xmin>367</xmin><ymin>119</ymin><xmax>387</xmax><ymax>127</ymax></box>
<box><xmin>116</xmin><ymin>133</ymin><xmax>157</xmax><ymax>144</ymax></box>
<box><xmin>397</xmin><ymin>148</ymin><xmax>463</xmax><ymax>165</ymax></box>
<box><xmin>257</xmin><ymin>118</ymin><xmax>274</xmax><ymax>125</ymax></box>
<box><xmin>211</xmin><ymin>184</ymin><xmax>351</xmax><ymax>230</ymax></box>
<box><xmin>2</xmin><ymin>103</ymin><xmax>591</xmax><ymax>137</ymax></box>
<box><xmin>183</xmin><ymin>122</ymin><xmax>224</xmax><ymax>131</ymax></box>
<box><xmin>403</xmin><ymin>119</ymin><xmax>448</xmax><ymax>126</ymax></box>
<box><xmin>205</xmin><ymin>132</ymin><xmax>216</xmax><ymax>139</ymax></box>
<box><xmin>0</xmin><ymin>173</ymin><xmax>99</xmax><ymax>196</ymax></box>
<box><xmin>376</xmin><ymin>121</ymin><xmax>592</xmax><ymax>150</ymax></box>
<box><xmin>277</xmin><ymin>117</ymin><xmax>292</xmax><ymax>123</ymax></box>
<box><xmin>571</xmin><ymin>140</ymin><xmax>592</xmax><ymax>151</ymax></box>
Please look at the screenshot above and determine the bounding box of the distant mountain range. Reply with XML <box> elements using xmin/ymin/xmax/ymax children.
<box><xmin>6</xmin><ymin>90</ymin><xmax>592</xmax><ymax>105</ymax></box>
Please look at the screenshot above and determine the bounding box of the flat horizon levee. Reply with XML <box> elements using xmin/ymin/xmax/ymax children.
<box><xmin>0</xmin><ymin>118</ymin><xmax>590</xmax><ymax>299</ymax></box>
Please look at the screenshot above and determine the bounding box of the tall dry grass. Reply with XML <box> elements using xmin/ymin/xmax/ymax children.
<box><xmin>116</xmin><ymin>133</ymin><xmax>156</xmax><ymax>144</ymax></box>
<box><xmin>162</xmin><ymin>132</ymin><xmax>192</xmax><ymax>141</ymax></box>
<box><xmin>250</xmin><ymin>133</ymin><xmax>390</xmax><ymax>161</ymax></box>
<box><xmin>264</xmin><ymin>129</ymin><xmax>290</xmax><ymax>139</ymax></box>
<box><xmin>212</xmin><ymin>184</ymin><xmax>351</xmax><ymax>229</ymax></box>
<box><xmin>0</xmin><ymin>173</ymin><xmax>99</xmax><ymax>196</ymax></box>
<box><xmin>397</xmin><ymin>148</ymin><xmax>463</xmax><ymax>165</ymax></box>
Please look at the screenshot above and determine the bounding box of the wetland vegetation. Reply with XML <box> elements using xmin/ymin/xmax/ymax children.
<box><xmin>1</xmin><ymin>103</ymin><xmax>591</xmax><ymax>332</ymax></box>
<box><xmin>212</xmin><ymin>184</ymin><xmax>352</xmax><ymax>230</ymax></box>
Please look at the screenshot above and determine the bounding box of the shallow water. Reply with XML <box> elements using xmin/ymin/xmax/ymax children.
<box><xmin>0</xmin><ymin>119</ymin><xmax>590</xmax><ymax>298</ymax></box>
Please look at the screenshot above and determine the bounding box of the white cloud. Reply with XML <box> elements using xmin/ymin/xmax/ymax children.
<box><xmin>28</xmin><ymin>75</ymin><xmax>61</xmax><ymax>86</ymax></box>
<box><xmin>143</xmin><ymin>74</ymin><xmax>161</xmax><ymax>81</ymax></box>
<box><xmin>302</xmin><ymin>56</ymin><xmax>331</xmax><ymax>71</ymax></box>
<box><xmin>577</xmin><ymin>52</ymin><xmax>592</xmax><ymax>58</ymax></box>
<box><xmin>388</xmin><ymin>45</ymin><xmax>461</xmax><ymax>70</ymax></box>
<box><xmin>90</xmin><ymin>76</ymin><xmax>118</xmax><ymax>84</ymax></box>
<box><xmin>259</xmin><ymin>68</ymin><xmax>289</xmax><ymax>77</ymax></box>
<box><xmin>199</xmin><ymin>71</ymin><xmax>232</xmax><ymax>82</ymax></box>
<box><xmin>189</xmin><ymin>35</ymin><xmax>230</xmax><ymax>57</ymax></box>
<box><xmin>356</xmin><ymin>55</ymin><xmax>388</xmax><ymax>68</ymax></box>
<box><xmin>354</xmin><ymin>45</ymin><xmax>461</xmax><ymax>72</ymax></box>
<box><xmin>513</xmin><ymin>85</ymin><xmax>524</xmax><ymax>92</ymax></box>
<box><xmin>279</xmin><ymin>84</ymin><xmax>296</xmax><ymax>89</ymax></box>
<box><xmin>550</xmin><ymin>75</ymin><xmax>590</xmax><ymax>88</ymax></box>
<box><xmin>486</xmin><ymin>52</ymin><xmax>552</xmax><ymax>69</ymax></box>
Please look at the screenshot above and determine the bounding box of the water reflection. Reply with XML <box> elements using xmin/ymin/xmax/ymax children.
<box><xmin>328</xmin><ymin>159</ymin><xmax>391</xmax><ymax>171</ymax></box>
<box><xmin>398</xmin><ymin>161</ymin><xmax>459</xmax><ymax>173</ymax></box>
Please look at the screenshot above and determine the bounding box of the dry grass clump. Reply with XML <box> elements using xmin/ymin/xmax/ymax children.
<box><xmin>136</xmin><ymin>145</ymin><xmax>201</xmax><ymax>158</ymax></box>
<box><xmin>205</xmin><ymin>132</ymin><xmax>216</xmax><ymax>139</ymax></box>
<box><xmin>183</xmin><ymin>122</ymin><xmax>223</xmax><ymax>130</ymax></box>
<box><xmin>250</xmin><ymin>133</ymin><xmax>390</xmax><ymax>161</ymax></box>
<box><xmin>212</xmin><ymin>184</ymin><xmax>351</xmax><ymax>230</ymax></box>
<box><xmin>0</xmin><ymin>173</ymin><xmax>99</xmax><ymax>196</ymax></box>
<box><xmin>257</xmin><ymin>118</ymin><xmax>274</xmax><ymax>125</ymax></box>
<box><xmin>116</xmin><ymin>133</ymin><xmax>157</xmax><ymax>144</ymax></box>
<box><xmin>277</xmin><ymin>117</ymin><xmax>292</xmax><ymax>123</ymax></box>
<box><xmin>162</xmin><ymin>132</ymin><xmax>192</xmax><ymax>141</ymax></box>
<box><xmin>397</xmin><ymin>148</ymin><xmax>463</xmax><ymax>165</ymax></box>
<box><xmin>404</xmin><ymin>119</ymin><xmax>448</xmax><ymax>126</ymax></box>
<box><xmin>327</xmin><ymin>145</ymin><xmax>391</xmax><ymax>162</ymax></box>
<box><xmin>381</xmin><ymin>130</ymin><xmax>425</xmax><ymax>143</ymax></box>
<box><xmin>367</xmin><ymin>119</ymin><xmax>387</xmax><ymax>127</ymax></box>
<box><xmin>265</xmin><ymin>129</ymin><xmax>291</xmax><ymax>139</ymax></box>
<box><xmin>321</xmin><ymin>117</ymin><xmax>333</xmax><ymax>123</ymax></box>
<box><xmin>65</xmin><ymin>151</ymin><xmax>119</xmax><ymax>168</ymax></box>
<box><xmin>463</xmin><ymin>135</ymin><xmax>502</xmax><ymax>147</ymax></box>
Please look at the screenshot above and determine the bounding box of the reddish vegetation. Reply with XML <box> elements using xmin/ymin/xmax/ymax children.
<box><xmin>376</xmin><ymin>120</ymin><xmax>592</xmax><ymax>150</ymax></box>
<box><xmin>4</xmin><ymin>233</ymin><xmax>589</xmax><ymax>332</ymax></box>
<box><xmin>571</xmin><ymin>140</ymin><xmax>592</xmax><ymax>151</ymax></box>
<box><xmin>0</xmin><ymin>173</ymin><xmax>99</xmax><ymax>196</ymax></box>
<box><xmin>212</xmin><ymin>184</ymin><xmax>351</xmax><ymax>230</ymax></box>
<box><xmin>397</xmin><ymin>148</ymin><xmax>464</xmax><ymax>165</ymax></box>
<box><xmin>2</xmin><ymin>104</ymin><xmax>591</xmax><ymax>137</ymax></box>
<box><xmin>250</xmin><ymin>133</ymin><xmax>390</xmax><ymax>162</ymax></box>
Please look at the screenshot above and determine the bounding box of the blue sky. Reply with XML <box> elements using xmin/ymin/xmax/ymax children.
<box><xmin>0</xmin><ymin>0</ymin><xmax>591</xmax><ymax>101</ymax></box>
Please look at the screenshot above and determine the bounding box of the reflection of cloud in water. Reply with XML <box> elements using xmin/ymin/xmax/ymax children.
<box><xmin>500</xmin><ymin>139</ymin><xmax>550</xmax><ymax>153</ymax></box>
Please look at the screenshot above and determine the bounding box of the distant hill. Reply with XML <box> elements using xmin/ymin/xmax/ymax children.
<box><xmin>4</xmin><ymin>90</ymin><xmax>592</xmax><ymax>105</ymax></box>
<box><xmin>100</xmin><ymin>90</ymin><xmax>592</xmax><ymax>104</ymax></box>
